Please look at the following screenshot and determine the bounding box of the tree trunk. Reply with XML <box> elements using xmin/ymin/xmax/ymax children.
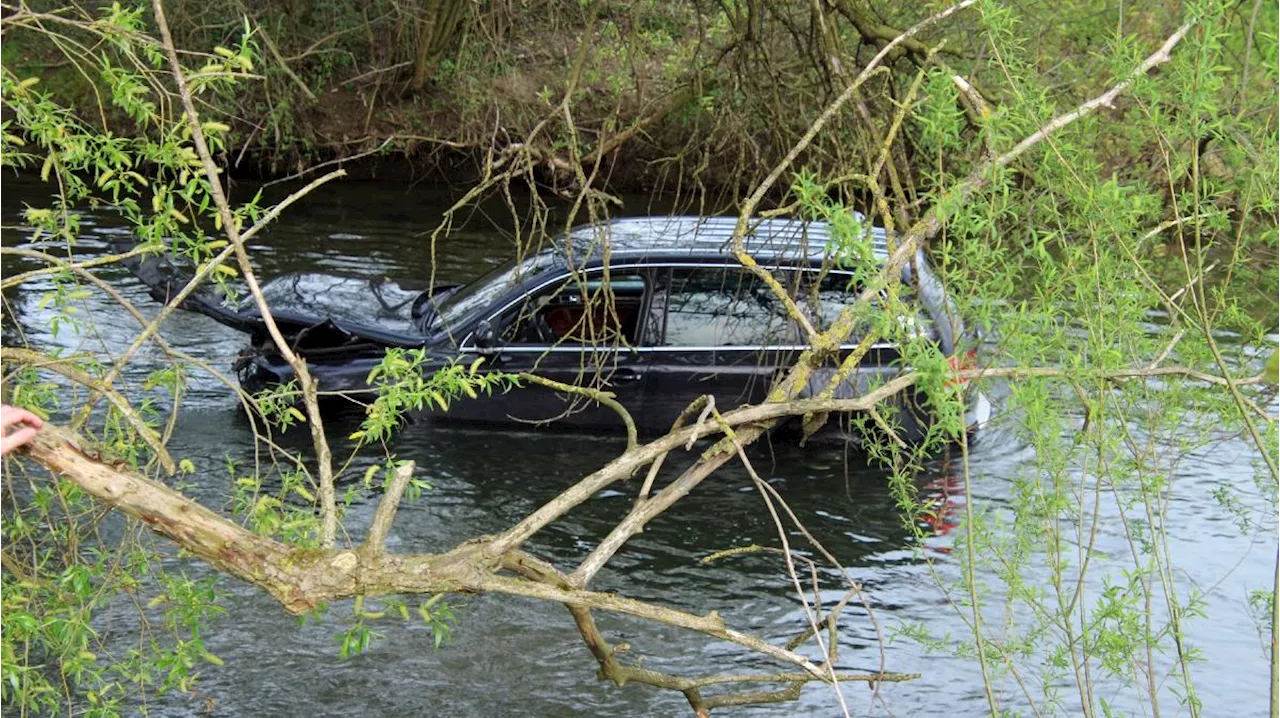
<box><xmin>410</xmin><ymin>0</ymin><xmax>470</xmax><ymax>92</ymax></box>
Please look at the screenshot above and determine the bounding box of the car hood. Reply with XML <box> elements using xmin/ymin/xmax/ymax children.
<box><xmin>122</xmin><ymin>250</ymin><xmax>446</xmax><ymax>348</ymax></box>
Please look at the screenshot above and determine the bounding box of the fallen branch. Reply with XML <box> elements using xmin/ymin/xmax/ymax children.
<box><xmin>19</xmin><ymin>423</ymin><xmax>902</xmax><ymax>694</ymax></box>
<box><xmin>16</xmin><ymin>343</ymin><xmax>1257</xmax><ymax>710</ymax></box>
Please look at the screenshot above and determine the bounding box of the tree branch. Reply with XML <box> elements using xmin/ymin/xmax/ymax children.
<box><xmin>360</xmin><ymin>461</ymin><xmax>416</xmax><ymax>558</ymax></box>
<box><xmin>3</xmin><ymin>348</ymin><xmax>176</xmax><ymax>473</ymax></box>
<box><xmin>518</xmin><ymin>372</ymin><xmax>638</xmax><ymax>450</ymax></box>
<box><xmin>152</xmin><ymin>0</ymin><xmax>341</xmax><ymax>546</ymax></box>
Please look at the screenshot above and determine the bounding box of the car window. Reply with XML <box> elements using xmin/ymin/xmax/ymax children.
<box><xmin>656</xmin><ymin>267</ymin><xmax>881</xmax><ymax>347</ymax></box>
<box><xmin>792</xmin><ymin>269</ymin><xmax>935</xmax><ymax>342</ymax></box>
<box><xmin>658</xmin><ymin>268</ymin><xmax>799</xmax><ymax>347</ymax></box>
<box><xmin>498</xmin><ymin>271</ymin><xmax>651</xmax><ymax>348</ymax></box>
<box><xmin>794</xmin><ymin>269</ymin><xmax>860</xmax><ymax>331</ymax></box>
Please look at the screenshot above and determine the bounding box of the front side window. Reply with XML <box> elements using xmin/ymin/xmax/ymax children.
<box><xmin>430</xmin><ymin>252</ymin><xmax>560</xmax><ymax>332</ymax></box>
<box><xmin>498</xmin><ymin>271</ymin><xmax>651</xmax><ymax>348</ymax></box>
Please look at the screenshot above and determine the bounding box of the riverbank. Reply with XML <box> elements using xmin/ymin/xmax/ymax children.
<box><xmin>9</xmin><ymin>2</ymin><xmax>1270</xmax><ymax>199</ymax></box>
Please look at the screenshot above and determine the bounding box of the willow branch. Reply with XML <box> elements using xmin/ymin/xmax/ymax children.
<box><xmin>0</xmin><ymin>246</ymin><xmax>152</xmax><ymax>289</ymax></box>
<box><xmin>360</xmin><ymin>461</ymin><xmax>416</xmax><ymax>557</ymax></box>
<box><xmin>96</xmin><ymin>169</ymin><xmax>347</xmax><ymax>398</ymax></box>
<box><xmin>518</xmin><ymin>372</ymin><xmax>637</xmax><ymax>450</ymax></box>
<box><xmin>2</xmin><ymin>349</ymin><xmax>176</xmax><ymax>473</ymax></box>
<box><xmin>729</xmin><ymin>0</ymin><xmax>979</xmax><ymax>347</ymax></box>
<box><xmin>152</xmin><ymin>0</ymin><xmax>341</xmax><ymax>546</ymax></box>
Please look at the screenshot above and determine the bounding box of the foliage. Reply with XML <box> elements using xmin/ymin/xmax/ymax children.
<box><xmin>789</xmin><ymin>1</ymin><xmax>1278</xmax><ymax>715</ymax></box>
<box><xmin>351</xmin><ymin>352</ymin><xmax>519</xmax><ymax>445</ymax></box>
<box><xmin>5</xmin><ymin>0</ymin><xmax>1270</xmax><ymax>204</ymax></box>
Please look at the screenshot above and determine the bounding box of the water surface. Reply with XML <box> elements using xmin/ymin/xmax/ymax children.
<box><xmin>2</xmin><ymin>174</ymin><xmax>1275</xmax><ymax>716</ymax></box>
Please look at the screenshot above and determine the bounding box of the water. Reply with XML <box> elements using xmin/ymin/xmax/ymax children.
<box><xmin>2</xmin><ymin>174</ymin><xmax>1276</xmax><ymax>716</ymax></box>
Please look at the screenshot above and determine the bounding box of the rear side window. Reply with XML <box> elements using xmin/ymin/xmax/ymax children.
<box><xmin>654</xmin><ymin>267</ymin><xmax>900</xmax><ymax>348</ymax></box>
<box><xmin>798</xmin><ymin>270</ymin><xmax>860</xmax><ymax>331</ymax></box>
<box><xmin>658</xmin><ymin>268</ymin><xmax>799</xmax><ymax>347</ymax></box>
<box><xmin>798</xmin><ymin>270</ymin><xmax>936</xmax><ymax>343</ymax></box>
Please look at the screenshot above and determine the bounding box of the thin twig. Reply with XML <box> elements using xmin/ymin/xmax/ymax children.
<box><xmin>518</xmin><ymin>372</ymin><xmax>637</xmax><ymax>450</ymax></box>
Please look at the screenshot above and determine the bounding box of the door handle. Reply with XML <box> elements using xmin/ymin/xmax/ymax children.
<box><xmin>612</xmin><ymin>368</ymin><xmax>643</xmax><ymax>384</ymax></box>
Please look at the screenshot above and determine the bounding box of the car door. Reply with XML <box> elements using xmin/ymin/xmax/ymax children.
<box><xmin>454</xmin><ymin>267</ymin><xmax>656</xmax><ymax>430</ymax></box>
<box><xmin>642</xmin><ymin>265</ymin><xmax>803</xmax><ymax>431</ymax></box>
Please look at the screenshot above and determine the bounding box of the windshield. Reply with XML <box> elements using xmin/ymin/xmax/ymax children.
<box><xmin>429</xmin><ymin>252</ymin><xmax>561</xmax><ymax>332</ymax></box>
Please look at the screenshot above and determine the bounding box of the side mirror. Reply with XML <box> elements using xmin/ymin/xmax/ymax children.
<box><xmin>474</xmin><ymin>319</ymin><xmax>497</xmax><ymax>354</ymax></box>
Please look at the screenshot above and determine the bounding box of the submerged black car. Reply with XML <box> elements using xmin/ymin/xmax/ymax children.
<box><xmin>127</xmin><ymin>216</ymin><xmax>989</xmax><ymax>441</ymax></box>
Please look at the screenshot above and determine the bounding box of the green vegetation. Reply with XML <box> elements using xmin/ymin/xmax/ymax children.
<box><xmin>3</xmin><ymin>0</ymin><xmax>1273</xmax><ymax>204</ymax></box>
<box><xmin>1</xmin><ymin>0</ymin><xmax>1276</xmax><ymax>716</ymax></box>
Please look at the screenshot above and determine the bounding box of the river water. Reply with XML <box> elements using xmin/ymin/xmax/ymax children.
<box><xmin>2</xmin><ymin>174</ymin><xmax>1276</xmax><ymax>716</ymax></box>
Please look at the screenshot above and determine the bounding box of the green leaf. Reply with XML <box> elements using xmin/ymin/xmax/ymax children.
<box><xmin>1264</xmin><ymin>349</ymin><xmax>1279</xmax><ymax>385</ymax></box>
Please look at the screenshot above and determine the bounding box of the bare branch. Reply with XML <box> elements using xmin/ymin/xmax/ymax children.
<box><xmin>361</xmin><ymin>461</ymin><xmax>416</xmax><ymax>557</ymax></box>
<box><xmin>0</xmin><ymin>246</ymin><xmax>153</xmax><ymax>290</ymax></box>
<box><xmin>518</xmin><ymin>372</ymin><xmax>637</xmax><ymax>450</ymax></box>
<box><xmin>151</xmin><ymin>0</ymin><xmax>341</xmax><ymax>546</ymax></box>
<box><xmin>999</xmin><ymin>25</ymin><xmax>1192</xmax><ymax>167</ymax></box>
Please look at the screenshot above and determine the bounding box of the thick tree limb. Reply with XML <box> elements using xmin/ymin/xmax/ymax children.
<box><xmin>17</xmin><ymin>336</ymin><xmax>1257</xmax><ymax>709</ymax></box>
<box><xmin>17</xmin><ymin>365</ymin><xmax>1236</xmax><ymax>610</ymax></box>
<box><xmin>19</xmin><ymin>423</ymin><xmax>879</xmax><ymax>686</ymax></box>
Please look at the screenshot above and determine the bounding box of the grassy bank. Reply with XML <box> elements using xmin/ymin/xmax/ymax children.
<box><xmin>2</xmin><ymin>2</ymin><xmax>1270</xmax><ymax>197</ymax></box>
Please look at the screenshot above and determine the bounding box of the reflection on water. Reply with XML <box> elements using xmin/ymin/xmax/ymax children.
<box><xmin>2</xmin><ymin>174</ymin><xmax>1275</xmax><ymax>716</ymax></box>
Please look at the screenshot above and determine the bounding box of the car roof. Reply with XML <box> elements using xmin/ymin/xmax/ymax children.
<box><xmin>564</xmin><ymin>215</ymin><xmax>891</xmax><ymax>266</ymax></box>
<box><xmin>425</xmin><ymin>214</ymin><xmax>957</xmax><ymax>347</ymax></box>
